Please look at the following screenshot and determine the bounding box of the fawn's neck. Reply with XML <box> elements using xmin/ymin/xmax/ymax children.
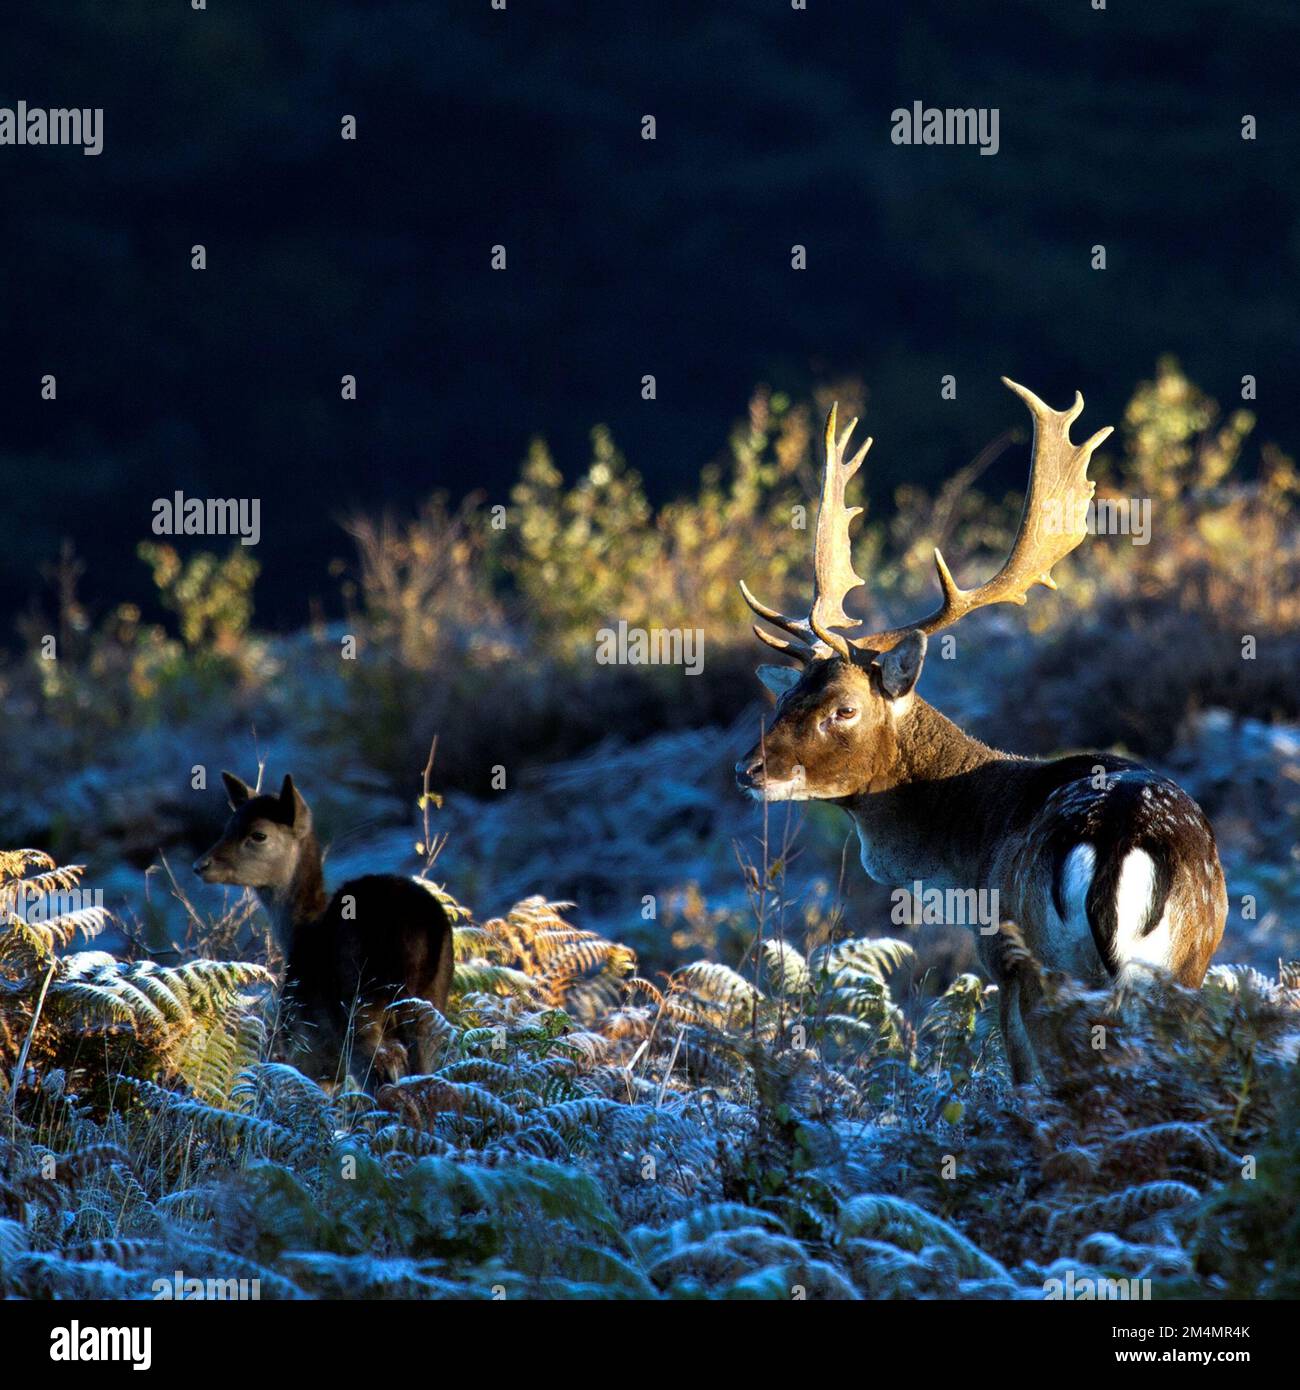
<box><xmin>844</xmin><ymin>696</ymin><xmax>1028</xmax><ymax>888</ymax></box>
<box><xmin>262</xmin><ymin>832</ymin><xmax>328</xmax><ymax>953</ymax></box>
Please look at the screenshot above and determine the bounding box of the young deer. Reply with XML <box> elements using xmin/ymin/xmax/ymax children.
<box><xmin>736</xmin><ymin>379</ymin><xmax>1226</xmax><ymax>1083</ymax></box>
<box><xmin>194</xmin><ymin>772</ymin><xmax>455</xmax><ymax>1087</ymax></box>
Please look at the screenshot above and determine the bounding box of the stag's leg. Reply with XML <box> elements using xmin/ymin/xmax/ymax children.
<box><xmin>980</xmin><ymin>923</ymin><xmax>1044</xmax><ymax>1087</ymax></box>
<box><xmin>401</xmin><ymin>915</ymin><xmax>456</xmax><ymax>1073</ymax></box>
<box><xmin>998</xmin><ymin>976</ymin><xmax>1042</xmax><ymax>1086</ymax></box>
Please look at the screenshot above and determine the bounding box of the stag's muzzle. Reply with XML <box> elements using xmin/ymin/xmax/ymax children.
<box><xmin>735</xmin><ymin>756</ymin><xmax>765</xmax><ymax>792</ymax></box>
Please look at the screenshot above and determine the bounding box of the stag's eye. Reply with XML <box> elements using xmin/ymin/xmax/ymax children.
<box><xmin>248</xmin><ymin>831</ymin><xmax>268</xmax><ymax>844</ymax></box>
<box><xmin>835</xmin><ymin>706</ymin><xmax>858</xmax><ymax>721</ymax></box>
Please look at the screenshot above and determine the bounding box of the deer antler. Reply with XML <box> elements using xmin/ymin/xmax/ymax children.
<box><xmin>844</xmin><ymin>378</ymin><xmax>1113</xmax><ymax>652</ymax></box>
<box><xmin>740</xmin><ymin>403</ymin><xmax>872</xmax><ymax>662</ymax></box>
<box><xmin>742</xmin><ymin>378</ymin><xmax>1113</xmax><ymax>663</ymax></box>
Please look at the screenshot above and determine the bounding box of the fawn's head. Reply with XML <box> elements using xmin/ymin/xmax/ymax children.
<box><xmin>737</xmin><ymin>379</ymin><xmax>1112</xmax><ymax>803</ymax></box>
<box><xmin>193</xmin><ymin>772</ymin><xmax>312</xmax><ymax>891</ymax></box>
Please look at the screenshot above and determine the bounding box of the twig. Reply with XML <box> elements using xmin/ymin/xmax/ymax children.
<box><xmin>417</xmin><ymin>735</ymin><xmax>449</xmax><ymax>877</ymax></box>
<box><xmin>8</xmin><ymin>956</ymin><xmax>57</xmax><ymax>1114</ymax></box>
<box><xmin>656</xmin><ymin>1025</ymin><xmax>686</xmax><ymax>1108</ymax></box>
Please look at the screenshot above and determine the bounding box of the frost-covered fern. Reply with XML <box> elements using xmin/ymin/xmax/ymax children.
<box><xmin>4</xmin><ymin>845</ymin><xmax>1298</xmax><ymax>1300</ymax></box>
<box><xmin>1</xmin><ymin>850</ymin><xmax>270</xmax><ymax>1108</ymax></box>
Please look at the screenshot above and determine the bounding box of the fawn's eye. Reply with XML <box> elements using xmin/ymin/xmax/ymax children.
<box><xmin>248</xmin><ymin>831</ymin><xmax>268</xmax><ymax>844</ymax></box>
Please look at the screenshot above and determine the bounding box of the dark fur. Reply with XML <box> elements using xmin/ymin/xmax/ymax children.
<box><xmin>194</xmin><ymin>773</ymin><xmax>454</xmax><ymax>1088</ymax></box>
<box><xmin>281</xmin><ymin>872</ymin><xmax>455</xmax><ymax>1086</ymax></box>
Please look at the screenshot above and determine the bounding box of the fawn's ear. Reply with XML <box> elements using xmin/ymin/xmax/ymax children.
<box><xmin>279</xmin><ymin>774</ymin><xmax>311</xmax><ymax>830</ymax></box>
<box><xmin>222</xmin><ymin>771</ymin><xmax>254</xmax><ymax>809</ymax></box>
<box><xmin>873</xmin><ymin>629</ymin><xmax>928</xmax><ymax>701</ymax></box>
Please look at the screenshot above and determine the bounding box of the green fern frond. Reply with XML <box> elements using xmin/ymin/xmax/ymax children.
<box><xmin>813</xmin><ymin>936</ymin><xmax>915</xmax><ymax>984</ymax></box>
<box><xmin>453</xmin><ymin>961</ymin><xmax>535</xmax><ymax>997</ymax></box>
<box><xmin>127</xmin><ymin>1077</ymin><xmax>305</xmax><ymax>1160</ymax></box>
<box><xmin>761</xmin><ymin>940</ymin><xmax>810</xmax><ymax>996</ymax></box>
<box><xmin>721</xmin><ymin>1259</ymin><xmax>859</xmax><ymax>1300</ymax></box>
<box><xmin>675</xmin><ymin>962</ymin><xmax>762</xmax><ymax>1027</ymax></box>
<box><xmin>413</xmin><ymin>877</ymin><xmax>474</xmax><ymax>925</ymax></box>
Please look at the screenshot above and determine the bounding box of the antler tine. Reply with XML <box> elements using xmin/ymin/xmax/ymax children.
<box><xmin>739</xmin><ymin>579</ymin><xmax>796</xmax><ymax>629</ymax></box>
<box><xmin>846</xmin><ymin>378</ymin><xmax>1113</xmax><ymax>654</ymax></box>
<box><xmin>751</xmin><ymin>624</ymin><xmax>812</xmax><ymax>661</ymax></box>
<box><xmin>740</xmin><ymin>400</ymin><xmax>871</xmax><ymax>664</ymax></box>
<box><xmin>1002</xmin><ymin>377</ymin><xmax>1082</xmax><ymax>429</ymax></box>
<box><xmin>739</xmin><ymin>579</ymin><xmax>813</xmax><ymax>649</ymax></box>
<box><xmin>809</xmin><ymin>403</ymin><xmax>871</xmax><ymax>658</ymax></box>
<box><xmin>739</xmin><ymin>580</ymin><xmax>816</xmax><ymax>663</ymax></box>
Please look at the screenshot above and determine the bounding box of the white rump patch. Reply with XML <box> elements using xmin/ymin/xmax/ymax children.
<box><xmin>1043</xmin><ymin>844</ymin><xmax>1097</xmax><ymax>966</ymax></box>
<box><xmin>1060</xmin><ymin>844</ymin><xmax>1095</xmax><ymax>925</ymax></box>
<box><xmin>1112</xmin><ymin>849</ymin><xmax>1172</xmax><ymax>970</ymax></box>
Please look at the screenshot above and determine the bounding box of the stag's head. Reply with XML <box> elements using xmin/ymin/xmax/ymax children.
<box><xmin>735</xmin><ymin>379</ymin><xmax>1112</xmax><ymax>802</ymax></box>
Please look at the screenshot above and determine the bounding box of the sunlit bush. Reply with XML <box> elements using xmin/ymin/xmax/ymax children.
<box><xmin>7</xmin><ymin>362</ymin><xmax>1298</xmax><ymax>777</ymax></box>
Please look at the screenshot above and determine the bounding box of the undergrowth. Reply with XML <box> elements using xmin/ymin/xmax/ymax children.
<box><xmin>2</xmin><ymin>851</ymin><xmax>1296</xmax><ymax>1300</ymax></box>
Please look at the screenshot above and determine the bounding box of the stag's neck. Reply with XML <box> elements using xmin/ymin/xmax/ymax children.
<box><xmin>262</xmin><ymin>833</ymin><xmax>328</xmax><ymax>952</ymax></box>
<box><xmin>844</xmin><ymin>696</ymin><xmax>1027</xmax><ymax>889</ymax></box>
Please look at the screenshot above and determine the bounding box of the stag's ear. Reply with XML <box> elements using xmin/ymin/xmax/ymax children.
<box><xmin>874</xmin><ymin>630</ymin><xmax>927</xmax><ymax>701</ymax></box>
<box><xmin>222</xmin><ymin>771</ymin><xmax>254</xmax><ymax>809</ymax></box>
<box><xmin>756</xmin><ymin>664</ymin><xmax>802</xmax><ymax>699</ymax></box>
<box><xmin>279</xmin><ymin>774</ymin><xmax>311</xmax><ymax>830</ymax></box>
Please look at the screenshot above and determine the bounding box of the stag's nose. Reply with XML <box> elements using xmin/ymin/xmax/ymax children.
<box><xmin>192</xmin><ymin>856</ymin><xmax>212</xmax><ymax>878</ymax></box>
<box><xmin>735</xmin><ymin>757</ymin><xmax>765</xmax><ymax>789</ymax></box>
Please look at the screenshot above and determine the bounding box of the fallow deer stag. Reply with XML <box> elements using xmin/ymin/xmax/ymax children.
<box><xmin>194</xmin><ymin>773</ymin><xmax>455</xmax><ymax>1088</ymax></box>
<box><xmin>735</xmin><ymin>379</ymin><xmax>1226</xmax><ymax>1083</ymax></box>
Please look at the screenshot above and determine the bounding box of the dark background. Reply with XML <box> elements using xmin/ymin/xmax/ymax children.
<box><xmin>1</xmin><ymin>0</ymin><xmax>1296</xmax><ymax>630</ymax></box>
